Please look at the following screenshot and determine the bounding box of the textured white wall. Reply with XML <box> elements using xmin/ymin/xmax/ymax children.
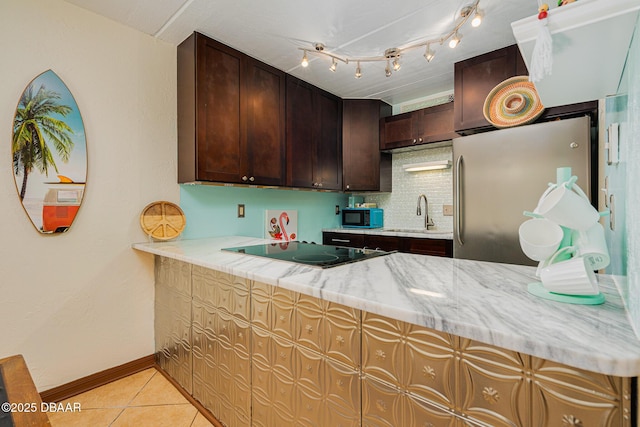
<box><xmin>358</xmin><ymin>146</ymin><xmax>453</xmax><ymax>231</ymax></box>
<box><xmin>0</xmin><ymin>0</ymin><xmax>178</xmax><ymax>390</ymax></box>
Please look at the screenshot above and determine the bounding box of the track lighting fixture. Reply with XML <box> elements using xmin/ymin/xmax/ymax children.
<box><xmin>472</xmin><ymin>9</ymin><xmax>483</xmax><ymax>27</ymax></box>
<box><xmin>424</xmin><ymin>44</ymin><xmax>435</xmax><ymax>62</ymax></box>
<box><xmin>449</xmin><ymin>32</ymin><xmax>461</xmax><ymax>48</ymax></box>
<box><xmin>384</xmin><ymin>48</ymin><xmax>401</xmax><ymax>73</ymax></box>
<box><xmin>297</xmin><ymin>0</ymin><xmax>481</xmax><ymax>78</ymax></box>
<box><xmin>329</xmin><ymin>58</ymin><xmax>337</xmax><ymax>72</ymax></box>
<box><xmin>355</xmin><ymin>62</ymin><xmax>362</xmax><ymax>79</ymax></box>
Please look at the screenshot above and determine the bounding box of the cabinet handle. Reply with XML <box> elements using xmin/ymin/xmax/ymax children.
<box><xmin>346</xmin><ymin>184</ymin><xmax>350</xmax><ymax>190</ymax></box>
<box><xmin>249</xmin><ymin>176</ymin><xmax>255</xmax><ymax>182</ymax></box>
<box><xmin>418</xmin><ymin>137</ymin><xmax>423</xmax><ymax>143</ymax></box>
<box><xmin>242</xmin><ymin>176</ymin><xmax>248</xmax><ymax>182</ymax></box>
<box><xmin>455</xmin><ymin>155</ymin><xmax>464</xmax><ymax>246</ymax></box>
<box><xmin>412</xmin><ymin>138</ymin><xmax>417</xmax><ymax>144</ymax></box>
<box><xmin>332</xmin><ymin>238</ymin><xmax>350</xmax><ymax>243</ymax></box>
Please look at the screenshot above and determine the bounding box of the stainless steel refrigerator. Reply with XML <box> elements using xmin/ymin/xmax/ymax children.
<box><xmin>453</xmin><ymin>116</ymin><xmax>593</xmax><ymax>266</ymax></box>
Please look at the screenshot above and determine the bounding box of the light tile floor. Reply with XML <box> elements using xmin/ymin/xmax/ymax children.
<box><xmin>47</xmin><ymin>368</ymin><xmax>215</xmax><ymax>427</ymax></box>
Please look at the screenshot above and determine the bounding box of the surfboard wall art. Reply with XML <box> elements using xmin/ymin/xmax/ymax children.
<box><xmin>12</xmin><ymin>70</ymin><xmax>87</xmax><ymax>234</ymax></box>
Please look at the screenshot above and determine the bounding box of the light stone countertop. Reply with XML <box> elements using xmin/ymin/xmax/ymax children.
<box><xmin>132</xmin><ymin>236</ymin><xmax>317</xmax><ymax>286</ymax></box>
<box><xmin>323</xmin><ymin>227</ymin><xmax>454</xmax><ymax>240</ymax></box>
<box><xmin>133</xmin><ymin>236</ymin><xmax>640</xmax><ymax>377</ymax></box>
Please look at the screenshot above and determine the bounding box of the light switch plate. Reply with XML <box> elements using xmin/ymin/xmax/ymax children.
<box><xmin>238</xmin><ymin>204</ymin><xmax>245</xmax><ymax>218</ymax></box>
<box><xmin>443</xmin><ymin>205</ymin><xmax>453</xmax><ymax>216</ymax></box>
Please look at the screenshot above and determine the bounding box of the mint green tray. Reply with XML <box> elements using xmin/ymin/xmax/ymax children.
<box><xmin>528</xmin><ymin>282</ymin><xmax>605</xmax><ymax>305</ymax></box>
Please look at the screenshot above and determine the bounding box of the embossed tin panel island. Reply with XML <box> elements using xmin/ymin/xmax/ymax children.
<box><xmin>133</xmin><ymin>236</ymin><xmax>639</xmax><ymax>426</ymax></box>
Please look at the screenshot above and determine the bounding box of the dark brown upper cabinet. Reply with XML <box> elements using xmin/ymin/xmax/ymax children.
<box><xmin>343</xmin><ymin>99</ymin><xmax>392</xmax><ymax>192</ymax></box>
<box><xmin>177</xmin><ymin>32</ymin><xmax>285</xmax><ymax>185</ymax></box>
<box><xmin>286</xmin><ymin>75</ymin><xmax>342</xmax><ymax>191</ymax></box>
<box><xmin>453</xmin><ymin>44</ymin><xmax>599</xmax><ymax>135</ymax></box>
<box><xmin>380</xmin><ymin>101</ymin><xmax>458</xmax><ymax>151</ymax></box>
<box><xmin>453</xmin><ymin>45</ymin><xmax>528</xmax><ymax>134</ymax></box>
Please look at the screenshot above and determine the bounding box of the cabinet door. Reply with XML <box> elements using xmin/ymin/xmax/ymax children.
<box><xmin>413</xmin><ymin>102</ymin><xmax>458</xmax><ymax>144</ymax></box>
<box><xmin>195</xmin><ymin>35</ymin><xmax>243</xmax><ymax>182</ymax></box>
<box><xmin>343</xmin><ymin>100</ymin><xmax>391</xmax><ymax>192</ymax></box>
<box><xmin>315</xmin><ymin>91</ymin><xmax>342</xmax><ymax>190</ymax></box>
<box><xmin>453</xmin><ymin>45</ymin><xmax>526</xmax><ymax>133</ymax></box>
<box><xmin>402</xmin><ymin>238</ymin><xmax>453</xmax><ymax>257</ymax></box>
<box><xmin>381</xmin><ymin>111</ymin><xmax>415</xmax><ymax>150</ymax></box>
<box><xmin>365</xmin><ymin>235</ymin><xmax>400</xmax><ymax>252</ymax></box>
<box><xmin>287</xmin><ymin>77</ymin><xmax>342</xmax><ymax>190</ymax></box>
<box><xmin>286</xmin><ymin>77</ymin><xmax>316</xmax><ymax>188</ymax></box>
<box><xmin>245</xmin><ymin>58</ymin><xmax>286</xmax><ymax>186</ymax></box>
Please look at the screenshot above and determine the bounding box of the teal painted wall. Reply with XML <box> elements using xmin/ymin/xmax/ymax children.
<box><xmin>180</xmin><ymin>185</ymin><xmax>348</xmax><ymax>243</ymax></box>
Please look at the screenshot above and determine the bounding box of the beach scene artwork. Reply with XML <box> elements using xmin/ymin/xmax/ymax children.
<box><xmin>12</xmin><ymin>70</ymin><xmax>87</xmax><ymax>234</ymax></box>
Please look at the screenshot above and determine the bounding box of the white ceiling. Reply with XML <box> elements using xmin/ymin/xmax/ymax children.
<box><xmin>63</xmin><ymin>0</ymin><xmax>539</xmax><ymax>105</ymax></box>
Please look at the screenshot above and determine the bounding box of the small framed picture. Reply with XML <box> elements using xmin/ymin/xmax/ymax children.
<box><xmin>266</xmin><ymin>210</ymin><xmax>297</xmax><ymax>241</ymax></box>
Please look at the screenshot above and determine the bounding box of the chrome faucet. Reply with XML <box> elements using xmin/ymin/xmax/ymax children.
<box><xmin>417</xmin><ymin>194</ymin><xmax>435</xmax><ymax>230</ymax></box>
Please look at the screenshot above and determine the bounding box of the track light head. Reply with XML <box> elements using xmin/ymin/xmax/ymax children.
<box><xmin>392</xmin><ymin>58</ymin><xmax>401</xmax><ymax>71</ymax></box>
<box><xmin>424</xmin><ymin>45</ymin><xmax>435</xmax><ymax>62</ymax></box>
<box><xmin>472</xmin><ymin>9</ymin><xmax>483</xmax><ymax>27</ymax></box>
<box><xmin>449</xmin><ymin>32</ymin><xmax>461</xmax><ymax>48</ymax></box>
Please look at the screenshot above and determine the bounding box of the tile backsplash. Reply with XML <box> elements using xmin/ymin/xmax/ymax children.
<box><xmin>356</xmin><ymin>146</ymin><xmax>453</xmax><ymax>231</ymax></box>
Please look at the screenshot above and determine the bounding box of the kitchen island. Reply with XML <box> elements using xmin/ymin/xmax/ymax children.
<box><xmin>133</xmin><ymin>236</ymin><xmax>639</xmax><ymax>426</ymax></box>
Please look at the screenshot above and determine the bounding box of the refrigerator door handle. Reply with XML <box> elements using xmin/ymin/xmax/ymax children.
<box><xmin>455</xmin><ymin>155</ymin><xmax>464</xmax><ymax>246</ymax></box>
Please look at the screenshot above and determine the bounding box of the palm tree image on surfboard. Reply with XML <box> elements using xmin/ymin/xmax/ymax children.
<box><xmin>12</xmin><ymin>70</ymin><xmax>87</xmax><ymax>234</ymax></box>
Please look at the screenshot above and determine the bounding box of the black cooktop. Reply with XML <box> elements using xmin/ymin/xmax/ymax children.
<box><xmin>222</xmin><ymin>241</ymin><xmax>392</xmax><ymax>268</ymax></box>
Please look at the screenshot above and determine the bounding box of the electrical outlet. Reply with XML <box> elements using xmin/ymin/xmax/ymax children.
<box><xmin>238</xmin><ymin>204</ymin><xmax>245</xmax><ymax>218</ymax></box>
<box><xmin>335</xmin><ymin>205</ymin><xmax>340</xmax><ymax>215</ymax></box>
<box><xmin>443</xmin><ymin>204</ymin><xmax>453</xmax><ymax>216</ymax></box>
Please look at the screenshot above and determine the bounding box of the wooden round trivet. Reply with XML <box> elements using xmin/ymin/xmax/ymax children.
<box><xmin>140</xmin><ymin>201</ymin><xmax>186</xmax><ymax>240</ymax></box>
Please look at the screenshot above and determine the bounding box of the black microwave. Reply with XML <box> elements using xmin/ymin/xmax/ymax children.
<box><xmin>341</xmin><ymin>208</ymin><xmax>384</xmax><ymax>229</ymax></box>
